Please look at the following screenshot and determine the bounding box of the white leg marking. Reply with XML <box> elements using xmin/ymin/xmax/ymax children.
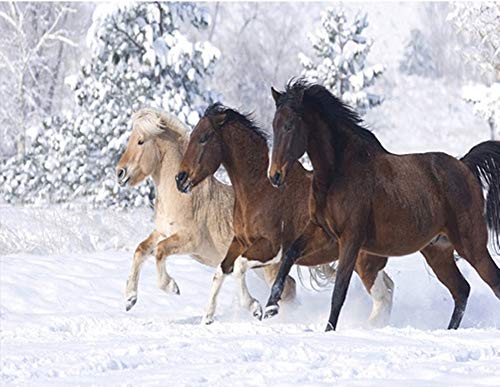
<box><xmin>368</xmin><ymin>271</ymin><xmax>394</xmax><ymax>327</ymax></box>
<box><xmin>202</xmin><ymin>252</ymin><xmax>283</xmax><ymax>324</ymax></box>
<box><xmin>202</xmin><ymin>266</ymin><xmax>226</xmax><ymax>325</ymax></box>
<box><xmin>234</xmin><ymin>257</ymin><xmax>263</xmax><ymax>320</ymax></box>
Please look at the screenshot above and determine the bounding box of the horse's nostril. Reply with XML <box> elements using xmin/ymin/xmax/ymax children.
<box><xmin>117</xmin><ymin>168</ymin><xmax>126</xmax><ymax>179</ymax></box>
<box><xmin>271</xmin><ymin>172</ymin><xmax>282</xmax><ymax>187</ymax></box>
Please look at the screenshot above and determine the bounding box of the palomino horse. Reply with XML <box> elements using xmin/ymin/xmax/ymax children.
<box><xmin>176</xmin><ymin>103</ymin><xmax>394</xmax><ymax>325</ymax></box>
<box><xmin>115</xmin><ymin>108</ymin><xmax>296</xmax><ymax>314</ymax></box>
<box><xmin>266</xmin><ymin>79</ymin><xmax>500</xmax><ymax>331</ymax></box>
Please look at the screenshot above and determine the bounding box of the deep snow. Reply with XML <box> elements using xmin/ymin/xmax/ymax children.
<box><xmin>1</xmin><ymin>207</ymin><xmax>500</xmax><ymax>386</ymax></box>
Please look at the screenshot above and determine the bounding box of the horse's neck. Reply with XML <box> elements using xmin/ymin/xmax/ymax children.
<box><xmin>152</xmin><ymin>136</ymin><xmax>186</xmax><ymax>202</ymax></box>
<box><xmin>221</xmin><ymin>124</ymin><xmax>269</xmax><ymax>195</ymax></box>
<box><xmin>305</xmin><ymin>112</ymin><xmax>339</xmax><ymax>188</ymax></box>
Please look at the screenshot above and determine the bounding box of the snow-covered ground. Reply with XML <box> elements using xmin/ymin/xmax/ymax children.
<box><xmin>1</xmin><ymin>206</ymin><xmax>500</xmax><ymax>386</ymax></box>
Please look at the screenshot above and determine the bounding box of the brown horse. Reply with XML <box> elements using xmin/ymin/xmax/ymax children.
<box><xmin>265</xmin><ymin>79</ymin><xmax>500</xmax><ymax>331</ymax></box>
<box><xmin>115</xmin><ymin>108</ymin><xmax>293</xmax><ymax>315</ymax></box>
<box><xmin>176</xmin><ymin>103</ymin><xmax>394</xmax><ymax>325</ymax></box>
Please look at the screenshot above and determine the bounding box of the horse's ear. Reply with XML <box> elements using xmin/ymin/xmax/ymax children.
<box><xmin>271</xmin><ymin>87</ymin><xmax>282</xmax><ymax>105</ymax></box>
<box><xmin>211</xmin><ymin>113</ymin><xmax>227</xmax><ymax>129</ymax></box>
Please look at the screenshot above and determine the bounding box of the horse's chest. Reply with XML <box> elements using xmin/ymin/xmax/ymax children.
<box><xmin>308</xmin><ymin>190</ymin><xmax>335</xmax><ymax>235</ymax></box>
<box><xmin>154</xmin><ymin>215</ymin><xmax>180</xmax><ymax>237</ymax></box>
<box><xmin>233</xmin><ymin>203</ymin><xmax>279</xmax><ymax>247</ymax></box>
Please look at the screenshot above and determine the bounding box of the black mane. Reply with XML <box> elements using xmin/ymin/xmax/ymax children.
<box><xmin>279</xmin><ymin>78</ymin><xmax>385</xmax><ymax>150</ymax></box>
<box><xmin>204</xmin><ymin>102</ymin><xmax>269</xmax><ymax>142</ymax></box>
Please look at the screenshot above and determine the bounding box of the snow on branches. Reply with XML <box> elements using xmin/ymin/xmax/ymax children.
<box><xmin>462</xmin><ymin>83</ymin><xmax>500</xmax><ymax>140</ymax></box>
<box><xmin>299</xmin><ymin>7</ymin><xmax>384</xmax><ymax>115</ymax></box>
<box><xmin>0</xmin><ymin>2</ymin><xmax>219</xmax><ymax>207</ymax></box>
<box><xmin>448</xmin><ymin>3</ymin><xmax>499</xmax><ymax>140</ymax></box>
<box><xmin>447</xmin><ymin>2</ymin><xmax>499</xmax><ymax>80</ymax></box>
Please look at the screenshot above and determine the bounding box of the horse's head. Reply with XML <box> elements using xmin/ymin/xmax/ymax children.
<box><xmin>116</xmin><ymin>108</ymin><xmax>184</xmax><ymax>187</ymax></box>
<box><xmin>269</xmin><ymin>86</ymin><xmax>308</xmax><ymax>188</ymax></box>
<box><xmin>176</xmin><ymin>112</ymin><xmax>225</xmax><ymax>194</ymax></box>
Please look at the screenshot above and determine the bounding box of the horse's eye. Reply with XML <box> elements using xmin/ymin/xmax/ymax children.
<box><xmin>199</xmin><ymin>133</ymin><xmax>210</xmax><ymax>144</ymax></box>
<box><xmin>138</xmin><ymin>139</ymin><xmax>145</xmax><ymax>145</ymax></box>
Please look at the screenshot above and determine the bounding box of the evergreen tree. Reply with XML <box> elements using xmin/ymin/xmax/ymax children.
<box><xmin>448</xmin><ymin>3</ymin><xmax>499</xmax><ymax>140</ymax></box>
<box><xmin>399</xmin><ymin>29</ymin><xmax>437</xmax><ymax>77</ymax></box>
<box><xmin>0</xmin><ymin>2</ymin><xmax>219</xmax><ymax>207</ymax></box>
<box><xmin>462</xmin><ymin>83</ymin><xmax>500</xmax><ymax>140</ymax></box>
<box><xmin>299</xmin><ymin>7</ymin><xmax>384</xmax><ymax>114</ymax></box>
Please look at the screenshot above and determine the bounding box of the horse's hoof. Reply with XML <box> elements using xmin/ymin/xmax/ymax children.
<box><xmin>325</xmin><ymin>322</ymin><xmax>335</xmax><ymax>332</ymax></box>
<box><xmin>125</xmin><ymin>295</ymin><xmax>137</xmax><ymax>311</ymax></box>
<box><xmin>169</xmin><ymin>281</ymin><xmax>180</xmax><ymax>295</ymax></box>
<box><xmin>201</xmin><ymin>315</ymin><xmax>214</xmax><ymax>325</ymax></box>
<box><xmin>162</xmin><ymin>280</ymin><xmax>180</xmax><ymax>295</ymax></box>
<box><xmin>251</xmin><ymin>301</ymin><xmax>263</xmax><ymax>320</ymax></box>
<box><xmin>263</xmin><ymin>304</ymin><xmax>279</xmax><ymax>319</ymax></box>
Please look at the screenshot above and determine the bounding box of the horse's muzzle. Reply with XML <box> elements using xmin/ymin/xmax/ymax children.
<box><xmin>117</xmin><ymin>168</ymin><xmax>129</xmax><ymax>186</ymax></box>
<box><xmin>175</xmin><ymin>171</ymin><xmax>193</xmax><ymax>193</ymax></box>
<box><xmin>269</xmin><ymin>171</ymin><xmax>283</xmax><ymax>188</ymax></box>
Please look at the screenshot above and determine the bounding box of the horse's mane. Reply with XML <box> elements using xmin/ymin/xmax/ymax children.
<box><xmin>280</xmin><ymin>78</ymin><xmax>385</xmax><ymax>150</ymax></box>
<box><xmin>204</xmin><ymin>102</ymin><xmax>269</xmax><ymax>143</ymax></box>
<box><xmin>132</xmin><ymin>107</ymin><xmax>189</xmax><ymax>138</ymax></box>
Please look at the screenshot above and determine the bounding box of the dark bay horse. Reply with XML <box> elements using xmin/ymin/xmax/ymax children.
<box><xmin>265</xmin><ymin>79</ymin><xmax>500</xmax><ymax>331</ymax></box>
<box><xmin>176</xmin><ymin>103</ymin><xmax>394</xmax><ymax>325</ymax></box>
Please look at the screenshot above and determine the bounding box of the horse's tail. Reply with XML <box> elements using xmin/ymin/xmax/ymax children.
<box><xmin>460</xmin><ymin>140</ymin><xmax>500</xmax><ymax>252</ymax></box>
<box><xmin>297</xmin><ymin>263</ymin><xmax>338</xmax><ymax>290</ymax></box>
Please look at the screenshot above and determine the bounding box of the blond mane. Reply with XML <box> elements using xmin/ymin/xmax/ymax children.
<box><xmin>132</xmin><ymin>107</ymin><xmax>190</xmax><ymax>139</ymax></box>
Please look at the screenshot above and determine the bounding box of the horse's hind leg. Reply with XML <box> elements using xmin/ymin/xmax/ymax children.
<box><xmin>125</xmin><ymin>230</ymin><xmax>163</xmax><ymax>311</ymax></box>
<box><xmin>355</xmin><ymin>253</ymin><xmax>394</xmax><ymax>327</ymax></box>
<box><xmin>203</xmin><ymin>237</ymin><xmax>244</xmax><ymax>324</ymax></box>
<box><xmin>420</xmin><ymin>243</ymin><xmax>470</xmax><ymax>329</ymax></box>
<box><xmin>453</xmin><ymin>242</ymin><xmax>500</xmax><ymax>300</ymax></box>
<box><xmin>447</xmin><ymin>214</ymin><xmax>500</xmax><ymax>301</ymax></box>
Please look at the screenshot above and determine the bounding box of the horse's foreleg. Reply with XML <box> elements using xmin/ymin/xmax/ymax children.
<box><xmin>262</xmin><ymin>264</ymin><xmax>297</xmax><ymax>302</ymax></box>
<box><xmin>326</xmin><ymin>232</ymin><xmax>363</xmax><ymax>332</ymax></box>
<box><xmin>155</xmin><ymin>233</ymin><xmax>193</xmax><ymax>295</ymax></box>
<box><xmin>203</xmin><ymin>237</ymin><xmax>244</xmax><ymax>325</ymax></box>
<box><xmin>263</xmin><ymin>221</ymin><xmax>325</xmax><ymax>319</ymax></box>
<box><xmin>125</xmin><ymin>230</ymin><xmax>163</xmax><ymax>311</ymax></box>
<box><xmin>355</xmin><ymin>254</ymin><xmax>393</xmax><ymax>327</ymax></box>
<box><xmin>234</xmin><ymin>257</ymin><xmax>263</xmax><ymax>320</ymax></box>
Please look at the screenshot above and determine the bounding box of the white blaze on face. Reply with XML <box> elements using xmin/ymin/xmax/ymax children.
<box><xmin>267</xmin><ymin>146</ymin><xmax>274</xmax><ymax>181</ymax></box>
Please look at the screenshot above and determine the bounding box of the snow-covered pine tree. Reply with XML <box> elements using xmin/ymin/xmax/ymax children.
<box><xmin>299</xmin><ymin>7</ymin><xmax>384</xmax><ymax>115</ymax></box>
<box><xmin>462</xmin><ymin>83</ymin><xmax>500</xmax><ymax>140</ymax></box>
<box><xmin>447</xmin><ymin>3</ymin><xmax>499</xmax><ymax>140</ymax></box>
<box><xmin>447</xmin><ymin>2</ymin><xmax>498</xmax><ymax>81</ymax></box>
<box><xmin>0</xmin><ymin>2</ymin><xmax>219</xmax><ymax>207</ymax></box>
<box><xmin>399</xmin><ymin>29</ymin><xmax>437</xmax><ymax>77</ymax></box>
